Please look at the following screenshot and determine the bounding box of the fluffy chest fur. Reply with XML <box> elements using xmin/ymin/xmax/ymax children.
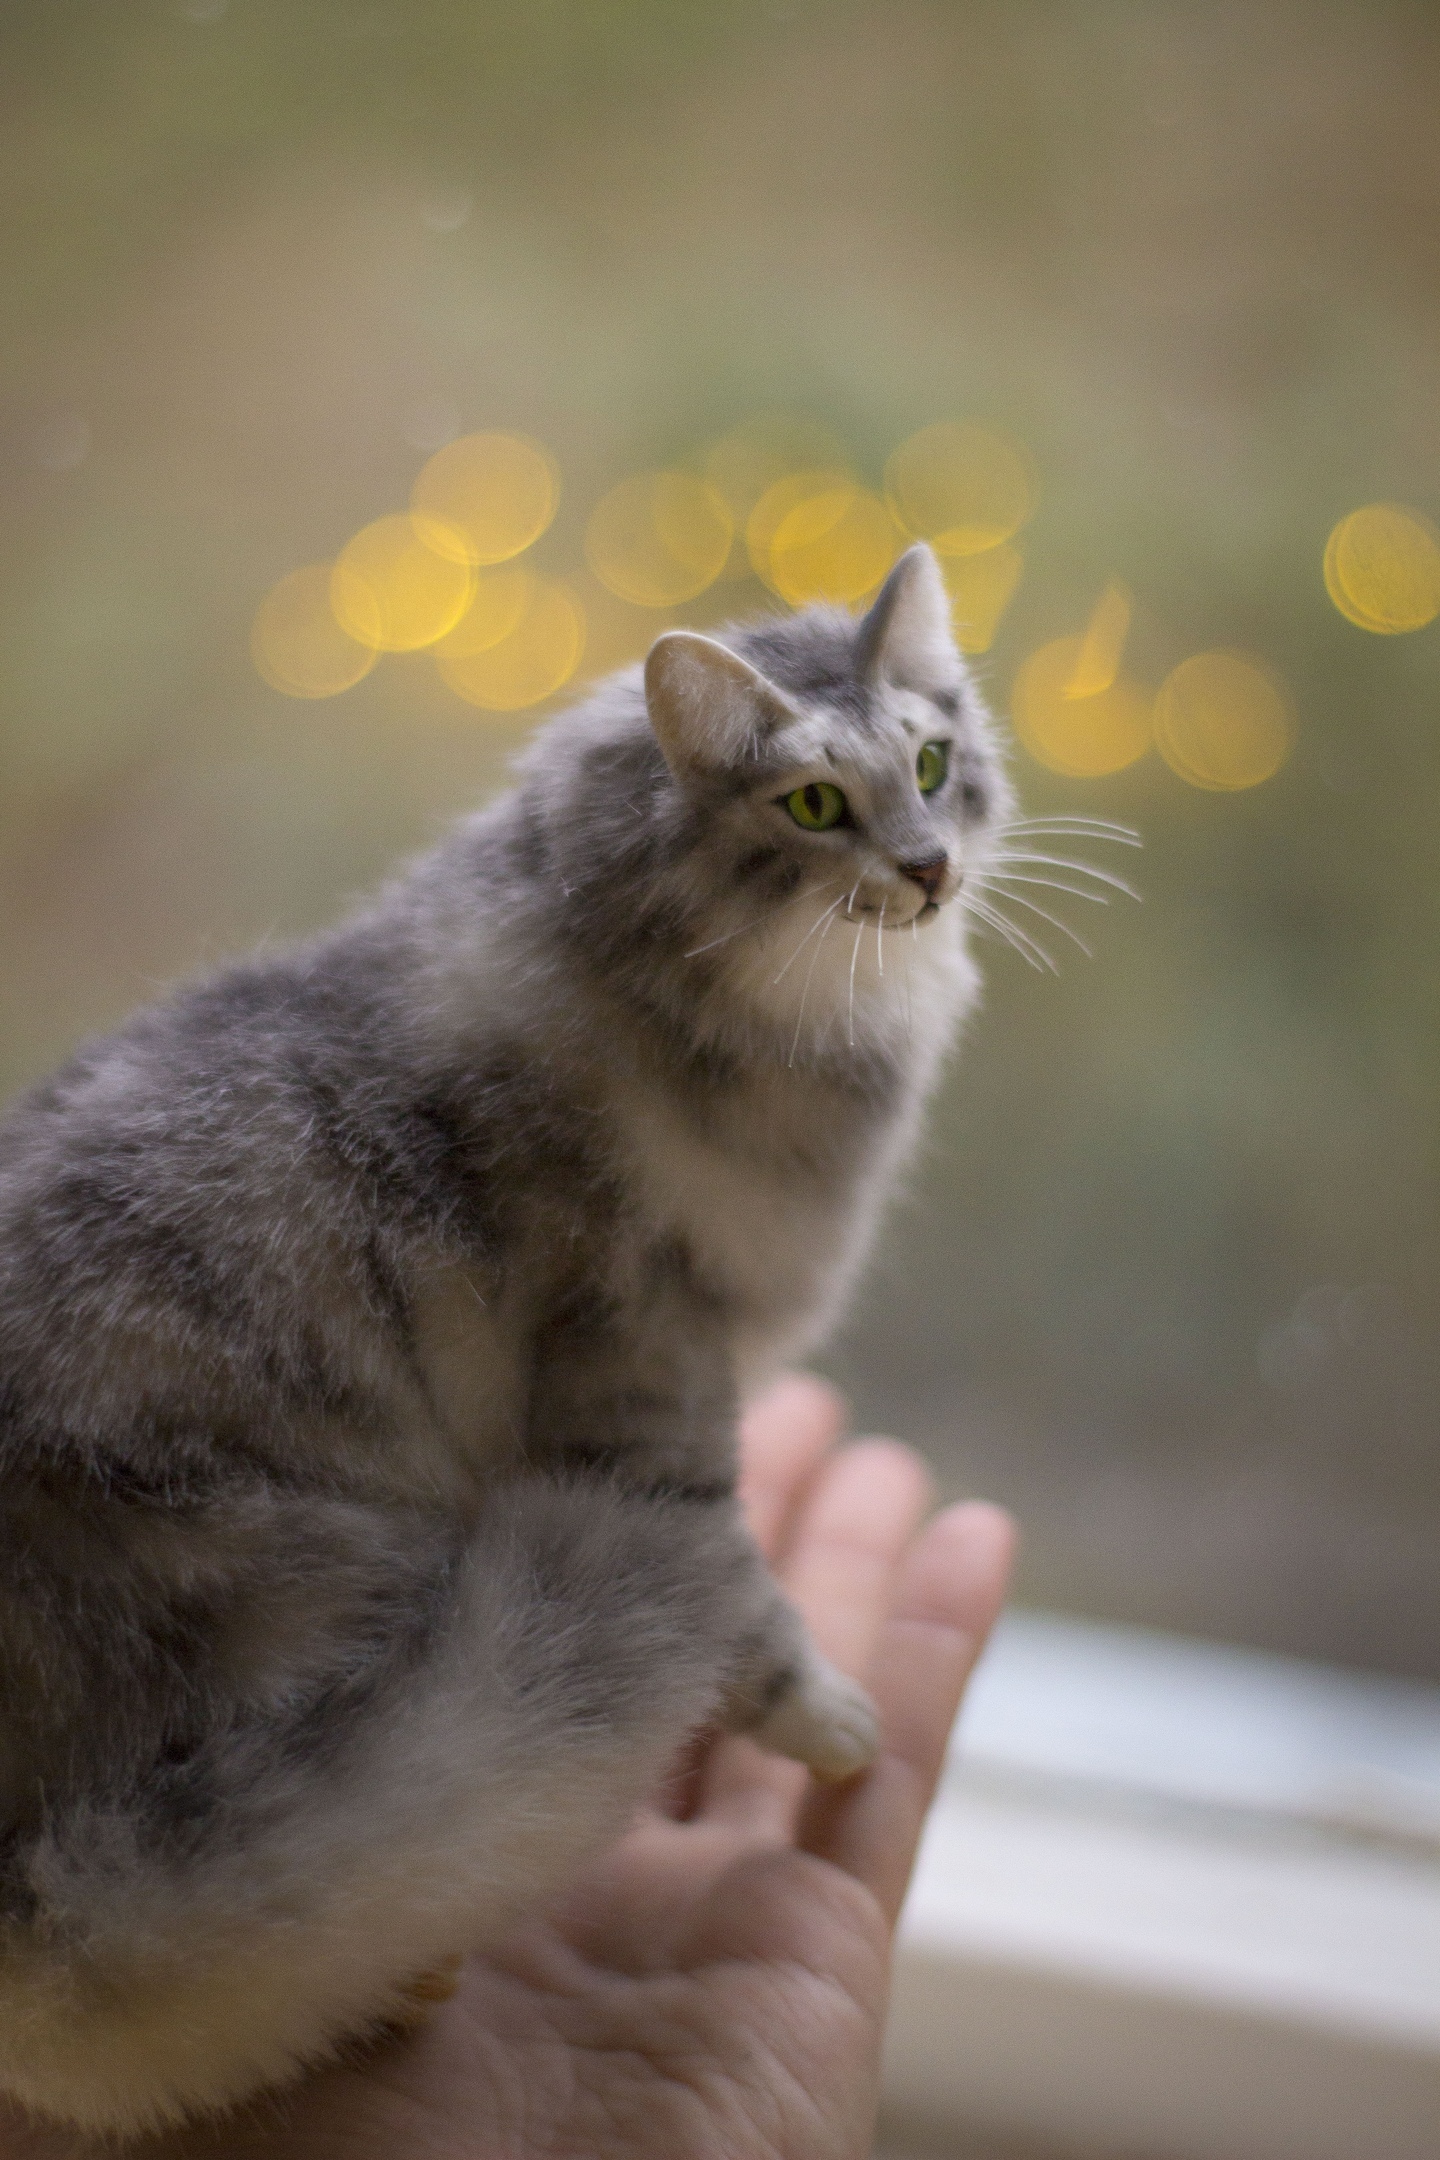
<box><xmin>604</xmin><ymin>903</ymin><xmax>976</xmax><ymax>1391</ymax></box>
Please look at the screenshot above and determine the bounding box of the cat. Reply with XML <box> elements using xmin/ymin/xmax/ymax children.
<box><xmin>0</xmin><ymin>541</ymin><xmax>1012</xmax><ymax>2132</ymax></box>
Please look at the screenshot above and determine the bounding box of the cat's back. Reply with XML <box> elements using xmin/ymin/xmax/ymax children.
<box><xmin>0</xmin><ymin>918</ymin><xmax>449</xmax><ymax>1475</ymax></box>
<box><xmin>0</xmin><ymin>934</ymin><xmax>382</xmax><ymax>1309</ymax></box>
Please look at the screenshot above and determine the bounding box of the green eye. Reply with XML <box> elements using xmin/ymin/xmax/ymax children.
<box><xmin>784</xmin><ymin>781</ymin><xmax>848</xmax><ymax>832</ymax></box>
<box><xmin>916</xmin><ymin>741</ymin><xmax>949</xmax><ymax>794</ymax></box>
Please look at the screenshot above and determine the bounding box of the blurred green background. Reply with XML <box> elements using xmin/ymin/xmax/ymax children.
<box><xmin>3</xmin><ymin>1</ymin><xmax>1437</xmax><ymax>1677</ymax></box>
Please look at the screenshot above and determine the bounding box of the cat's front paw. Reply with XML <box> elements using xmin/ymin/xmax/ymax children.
<box><xmin>752</xmin><ymin>1655</ymin><xmax>881</xmax><ymax>1782</ymax></box>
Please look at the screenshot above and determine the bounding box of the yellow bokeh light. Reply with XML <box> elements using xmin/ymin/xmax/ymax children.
<box><xmin>945</xmin><ymin>544</ymin><xmax>1023</xmax><ymax>654</ymax></box>
<box><xmin>1066</xmin><ymin>578</ymin><xmax>1133</xmax><ymax>697</ymax></box>
<box><xmin>1322</xmin><ymin>503</ymin><xmax>1440</xmax><ymax>634</ymax></box>
<box><xmin>331</xmin><ymin>515</ymin><xmax>474</xmax><ymax>652</ymax></box>
<box><xmin>572</xmin><ymin>573</ymin><xmax>678</xmax><ymax>682</ymax></box>
<box><xmin>585</xmin><ymin>472</ymin><xmax>733</xmax><ymax>607</ymax></box>
<box><xmin>1323</xmin><ymin>528</ymin><xmax>1389</xmax><ymax>634</ymax></box>
<box><xmin>435</xmin><ymin>577</ymin><xmax>585</xmax><ymax>711</ymax></box>
<box><xmin>746</xmin><ymin>469</ymin><xmax>850</xmax><ymax>581</ymax></box>
<box><xmin>1153</xmin><ymin>651</ymin><xmax>1293</xmax><ymax>791</ymax></box>
<box><xmin>431</xmin><ymin>564</ymin><xmax>535</xmax><ymax>658</ymax></box>
<box><xmin>748</xmin><ymin>477</ymin><xmax>898</xmax><ymax>605</ymax></box>
<box><xmin>885</xmin><ymin>421</ymin><xmax>1036</xmax><ymax>557</ymax></box>
<box><xmin>1012</xmin><ymin>636</ymin><xmax>1152</xmax><ymax>777</ymax></box>
<box><xmin>703</xmin><ymin>412</ymin><xmax>852</xmax><ymax>520</ymax></box>
<box><xmin>768</xmin><ymin>487</ymin><xmax>898</xmax><ymax>606</ymax></box>
<box><xmin>411</xmin><ymin>432</ymin><xmax>560</xmax><ymax>567</ymax></box>
<box><xmin>251</xmin><ymin>564</ymin><xmax>379</xmax><ymax>698</ymax></box>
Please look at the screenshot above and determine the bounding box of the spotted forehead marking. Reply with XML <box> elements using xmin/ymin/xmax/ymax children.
<box><xmin>773</xmin><ymin>686</ymin><xmax>950</xmax><ymax>769</ymax></box>
<box><xmin>888</xmin><ymin>687</ymin><xmax>951</xmax><ymax>740</ymax></box>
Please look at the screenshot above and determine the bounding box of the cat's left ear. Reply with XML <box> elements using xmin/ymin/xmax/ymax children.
<box><xmin>645</xmin><ymin>632</ymin><xmax>795</xmax><ymax>783</ymax></box>
<box><xmin>855</xmin><ymin>543</ymin><xmax>957</xmax><ymax>690</ymax></box>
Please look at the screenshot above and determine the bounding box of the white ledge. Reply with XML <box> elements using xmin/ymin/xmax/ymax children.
<box><xmin>883</xmin><ymin>1612</ymin><xmax>1440</xmax><ymax>2160</ymax></box>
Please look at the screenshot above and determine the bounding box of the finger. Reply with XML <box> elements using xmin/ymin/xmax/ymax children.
<box><xmin>702</xmin><ymin>1438</ymin><xmax>933</xmax><ymax>1833</ymax></box>
<box><xmin>780</xmin><ymin>1438</ymin><xmax>932</xmax><ymax>1675</ymax></box>
<box><xmin>737</xmin><ymin>1372</ymin><xmax>847</xmax><ymax>1563</ymax></box>
<box><xmin>799</xmin><ymin>1501</ymin><xmax>1015</xmax><ymax>1926</ymax></box>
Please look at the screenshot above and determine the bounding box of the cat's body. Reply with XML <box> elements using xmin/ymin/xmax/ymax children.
<box><xmin>0</xmin><ymin>545</ymin><xmax>1011</xmax><ymax>2131</ymax></box>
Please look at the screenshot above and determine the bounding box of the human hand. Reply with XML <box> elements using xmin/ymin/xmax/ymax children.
<box><xmin>6</xmin><ymin>1377</ymin><xmax>1013</xmax><ymax>2160</ymax></box>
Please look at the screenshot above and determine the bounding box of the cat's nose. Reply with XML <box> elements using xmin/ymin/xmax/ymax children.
<box><xmin>898</xmin><ymin>854</ymin><xmax>948</xmax><ymax>903</ymax></box>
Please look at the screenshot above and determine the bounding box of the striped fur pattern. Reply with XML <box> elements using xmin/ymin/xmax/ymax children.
<box><xmin>0</xmin><ymin>545</ymin><xmax>1011</xmax><ymax>2130</ymax></box>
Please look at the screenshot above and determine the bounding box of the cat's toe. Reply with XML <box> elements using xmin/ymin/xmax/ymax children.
<box><xmin>384</xmin><ymin>1952</ymin><xmax>465</xmax><ymax>2031</ymax></box>
<box><xmin>752</xmin><ymin>1660</ymin><xmax>881</xmax><ymax>1782</ymax></box>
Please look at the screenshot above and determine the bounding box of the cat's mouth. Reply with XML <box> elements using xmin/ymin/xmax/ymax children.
<box><xmin>843</xmin><ymin>891</ymin><xmax>950</xmax><ymax>929</ymax></box>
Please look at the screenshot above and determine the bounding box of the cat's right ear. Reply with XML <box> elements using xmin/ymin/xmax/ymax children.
<box><xmin>644</xmin><ymin>633</ymin><xmax>794</xmax><ymax>785</ymax></box>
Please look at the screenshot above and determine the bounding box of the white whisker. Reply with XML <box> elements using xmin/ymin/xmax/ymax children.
<box><xmin>997</xmin><ymin>817</ymin><xmax>1141</xmax><ymax>845</ymax></box>
<box><xmin>972</xmin><ymin>882</ymin><xmax>1093</xmax><ymax>957</ymax></box>
<box><xmin>998</xmin><ymin>827</ymin><xmax>1141</xmax><ymax>846</ymax></box>
<box><xmin>876</xmin><ymin>898</ymin><xmax>886</xmax><ymax>976</ymax></box>
<box><xmin>968</xmin><ymin>901</ymin><xmax>1055</xmax><ymax>972</ymax></box>
<box><xmin>847</xmin><ymin>918</ymin><xmax>865</xmax><ymax>1046</ymax></box>
<box><xmin>910</xmin><ymin>915</ymin><xmax>919</xmax><ymax>1033</ymax></box>
<box><xmin>789</xmin><ymin>905</ymin><xmax>841</xmax><ymax>1066</ymax></box>
<box><xmin>980</xmin><ymin>871</ymin><xmax>1112</xmax><ymax>905</ymax></box>
<box><xmin>684</xmin><ymin>879</ymin><xmax>831</xmax><ymax>960</ymax></box>
<box><xmin>961</xmin><ymin>894</ymin><xmax>1056</xmax><ymax>973</ymax></box>
<box><xmin>985</xmin><ymin>851</ymin><xmax>1141</xmax><ymax>900</ymax></box>
<box><xmin>771</xmin><ymin>893</ymin><xmax>845</xmax><ymax>985</ymax></box>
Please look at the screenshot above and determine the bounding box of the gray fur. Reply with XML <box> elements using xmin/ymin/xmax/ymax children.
<box><xmin>0</xmin><ymin>544</ymin><xmax>1012</xmax><ymax>2131</ymax></box>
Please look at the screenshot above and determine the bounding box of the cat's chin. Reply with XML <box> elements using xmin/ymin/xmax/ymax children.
<box><xmin>715</xmin><ymin>895</ymin><xmax>974</xmax><ymax>1058</ymax></box>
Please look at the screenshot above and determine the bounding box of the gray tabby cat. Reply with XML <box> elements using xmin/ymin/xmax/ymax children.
<box><xmin>0</xmin><ymin>542</ymin><xmax>1011</xmax><ymax>2132</ymax></box>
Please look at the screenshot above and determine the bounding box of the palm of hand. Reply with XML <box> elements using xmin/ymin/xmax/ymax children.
<box><xmin>383</xmin><ymin>1814</ymin><xmax>887</xmax><ymax>2160</ymax></box>
<box><xmin>8</xmin><ymin>1381</ymin><xmax>1011</xmax><ymax>2160</ymax></box>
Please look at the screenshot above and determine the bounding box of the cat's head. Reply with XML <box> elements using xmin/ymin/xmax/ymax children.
<box><xmin>508</xmin><ymin>542</ymin><xmax>1011</xmax><ymax>1067</ymax></box>
<box><xmin>643</xmin><ymin>544</ymin><xmax>1009</xmax><ymax>948</ymax></box>
<box><xmin>628</xmin><ymin>545</ymin><xmax>1011</xmax><ymax>1056</ymax></box>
